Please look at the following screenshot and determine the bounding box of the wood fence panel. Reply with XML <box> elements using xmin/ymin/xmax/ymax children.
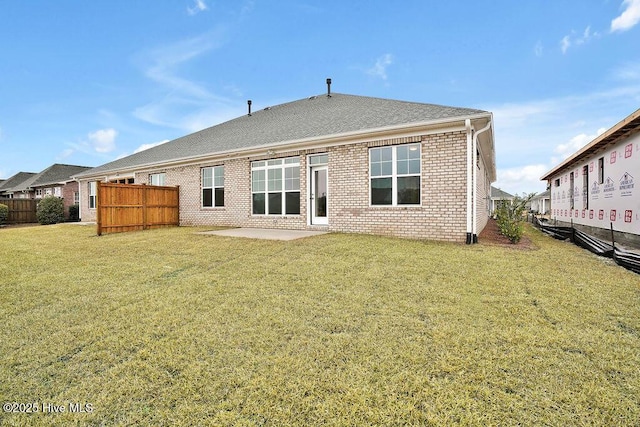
<box><xmin>97</xmin><ymin>183</ymin><xmax>179</xmax><ymax>235</ymax></box>
<box><xmin>0</xmin><ymin>198</ymin><xmax>38</xmax><ymax>224</ymax></box>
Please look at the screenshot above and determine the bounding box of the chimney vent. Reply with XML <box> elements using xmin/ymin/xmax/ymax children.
<box><xmin>247</xmin><ymin>100</ymin><xmax>252</xmax><ymax>116</ymax></box>
<box><xmin>326</xmin><ymin>78</ymin><xmax>332</xmax><ymax>97</ymax></box>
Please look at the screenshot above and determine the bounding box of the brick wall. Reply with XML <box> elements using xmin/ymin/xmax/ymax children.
<box><xmin>78</xmin><ymin>180</ymin><xmax>96</xmax><ymax>222</ymax></box>
<box><xmin>79</xmin><ymin>129</ymin><xmax>484</xmax><ymax>242</ymax></box>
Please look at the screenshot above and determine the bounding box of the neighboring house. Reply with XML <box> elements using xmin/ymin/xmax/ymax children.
<box><xmin>541</xmin><ymin>108</ymin><xmax>640</xmax><ymax>247</ymax></box>
<box><xmin>28</xmin><ymin>164</ymin><xmax>92</xmax><ymax>218</ymax></box>
<box><xmin>490</xmin><ymin>186</ymin><xmax>514</xmax><ymax>215</ymax></box>
<box><xmin>529</xmin><ymin>190</ymin><xmax>550</xmax><ymax>215</ymax></box>
<box><xmin>0</xmin><ymin>172</ymin><xmax>37</xmax><ymax>199</ymax></box>
<box><xmin>74</xmin><ymin>88</ymin><xmax>496</xmax><ymax>243</ymax></box>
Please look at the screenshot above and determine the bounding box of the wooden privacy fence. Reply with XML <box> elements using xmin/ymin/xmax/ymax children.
<box><xmin>97</xmin><ymin>182</ymin><xmax>179</xmax><ymax>235</ymax></box>
<box><xmin>0</xmin><ymin>198</ymin><xmax>38</xmax><ymax>224</ymax></box>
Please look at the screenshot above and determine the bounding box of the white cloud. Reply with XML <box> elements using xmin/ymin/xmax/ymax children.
<box><xmin>560</xmin><ymin>26</ymin><xmax>599</xmax><ymax>53</ymax></box>
<box><xmin>560</xmin><ymin>35</ymin><xmax>571</xmax><ymax>54</ymax></box>
<box><xmin>133</xmin><ymin>139</ymin><xmax>169</xmax><ymax>154</ymax></box>
<box><xmin>611</xmin><ymin>0</ymin><xmax>640</xmax><ymax>32</ymax></box>
<box><xmin>553</xmin><ymin>128</ymin><xmax>607</xmax><ymax>162</ymax></box>
<box><xmin>88</xmin><ymin>128</ymin><xmax>117</xmax><ymax>153</ymax></box>
<box><xmin>187</xmin><ymin>0</ymin><xmax>208</xmax><ymax>16</ymax></box>
<box><xmin>494</xmin><ymin>164</ymin><xmax>549</xmax><ymax>196</ymax></box>
<box><xmin>534</xmin><ymin>41</ymin><xmax>543</xmax><ymax>57</ymax></box>
<box><xmin>487</xmin><ymin>80</ymin><xmax>640</xmax><ymax>195</ymax></box>
<box><xmin>367</xmin><ymin>54</ymin><xmax>393</xmax><ymax>80</ymax></box>
<box><xmin>133</xmin><ymin>29</ymin><xmax>239</xmax><ymax>132</ymax></box>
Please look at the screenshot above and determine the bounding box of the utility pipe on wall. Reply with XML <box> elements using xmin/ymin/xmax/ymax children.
<box><xmin>472</xmin><ymin>120</ymin><xmax>492</xmax><ymax>243</ymax></box>
<box><xmin>465</xmin><ymin>119</ymin><xmax>473</xmax><ymax>244</ymax></box>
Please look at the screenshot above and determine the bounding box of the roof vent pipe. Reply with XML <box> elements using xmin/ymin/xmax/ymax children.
<box><xmin>247</xmin><ymin>100</ymin><xmax>252</xmax><ymax>116</ymax></box>
<box><xmin>326</xmin><ymin>78</ymin><xmax>331</xmax><ymax>97</ymax></box>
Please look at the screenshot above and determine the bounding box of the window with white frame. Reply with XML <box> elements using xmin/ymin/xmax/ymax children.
<box><xmin>54</xmin><ymin>187</ymin><xmax>62</xmax><ymax>197</ymax></box>
<box><xmin>370</xmin><ymin>143</ymin><xmax>421</xmax><ymax>205</ymax></box>
<box><xmin>89</xmin><ymin>181</ymin><xmax>97</xmax><ymax>209</ymax></box>
<box><xmin>74</xmin><ymin>191</ymin><xmax>79</xmax><ymax>205</ymax></box>
<box><xmin>251</xmin><ymin>157</ymin><xmax>300</xmax><ymax>215</ymax></box>
<box><xmin>45</xmin><ymin>188</ymin><xmax>53</xmax><ymax>196</ymax></box>
<box><xmin>202</xmin><ymin>166</ymin><xmax>224</xmax><ymax>207</ymax></box>
<box><xmin>149</xmin><ymin>173</ymin><xmax>166</xmax><ymax>186</ymax></box>
<box><xmin>35</xmin><ymin>189</ymin><xmax>43</xmax><ymax>198</ymax></box>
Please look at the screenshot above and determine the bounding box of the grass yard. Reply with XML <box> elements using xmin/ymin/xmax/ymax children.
<box><xmin>1</xmin><ymin>224</ymin><xmax>639</xmax><ymax>426</ymax></box>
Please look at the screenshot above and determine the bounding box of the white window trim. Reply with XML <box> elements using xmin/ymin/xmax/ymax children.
<box><xmin>369</xmin><ymin>143</ymin><xmax>422</xmax><ymax>207</ymax></box>
<box><xmin>251</xmin><ymin>157</ymin><xmax>301</xmax><ymax>216</ymax></box>
<box><xmin>149</xmin><ymin>173</ymin><xmax>166</xmax><ymax>186</ymax></box>
<box><xmin>89</xmin><ymin>181</ymin><xmax>97</xmax><ymax>209</ymax></box>
<box><xmin>201</xmin><ymin>166</ymin><xmax>224</xmax><ymax>208</ymax></box>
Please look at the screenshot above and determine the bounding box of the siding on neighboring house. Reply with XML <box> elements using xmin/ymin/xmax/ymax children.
<box><xmin>541</xmin><ymin>108</ymin><xmax>640</xmax><ymax>246</ymax></box>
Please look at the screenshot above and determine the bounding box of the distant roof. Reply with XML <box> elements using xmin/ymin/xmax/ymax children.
<box><xmin>75</xmin><ymin>93</ymin><xmax>490</xmax><ymax>178</ymax></box>
<box><xmin>541</xmin><ymin>108</ymin><xmax>640</xmax><ymax>180</ymax></box>
<box><xmin>0</xmin><ymin>172</ymin><xmax>37</xmax><ymax>193</ymax></box>
<box><xmin>531</xmin><ymin>189</ymin><xmax>550</xmax><ymax>200</ymax></box>
<box><xmin>490</xmin><ymin>186</ymin><xmax>514</xmax><ymax>199</ymax></box>
<box><xmin>28</xmin><ymin>164</ymin><xmax>92</xmax><ymax>187</ymax></box>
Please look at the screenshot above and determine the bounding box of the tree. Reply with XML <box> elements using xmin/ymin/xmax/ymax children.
<box><xmin>495</xmin><ymin>193</ymin><xmax>535</xmax><ymax>243</ymax></box>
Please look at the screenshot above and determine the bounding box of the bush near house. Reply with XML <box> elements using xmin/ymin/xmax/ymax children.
<box><xmin>36</xmin><ymin>196</ymin><xmax>65</xmax><ymax>225</ymax></box>
<box><xmin>0</xmin><ymin>203</ymin><xmax>7</xmax><ymax>225</ymax></box>
<box><xmin>496</xmin><ymin>193</ymin><xmax>535</xmax><ymax>243</ymax></box>
<box><xmin>68</xmin><ymin>204</ymin><xmax>80</xmax><ymax>222</ymax></box>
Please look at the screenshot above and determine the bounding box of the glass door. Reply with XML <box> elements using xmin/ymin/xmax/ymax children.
<box><xmin>311</xmin><ymin>166</ymin><xmax>328</xmax><ymax>225</ymax></box>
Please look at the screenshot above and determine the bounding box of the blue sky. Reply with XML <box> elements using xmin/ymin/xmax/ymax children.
<box><xmin>1</xmin><ymin>0</ymin><xmax>639</xmax><ymax>195</ymax></box>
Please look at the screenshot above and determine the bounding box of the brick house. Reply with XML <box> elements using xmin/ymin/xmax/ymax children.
<box><xmin>0</xmin><ymin>172</ymin><xmax>37</xmax><ymax>199</ymax></box>
<box><xmin>74</xmin><ymin>89</ymin><xmax>496</xmax><ymax>243</ymax></box>
<box><xmin>29</xmin><ymin>164</ymin><xmax>91</xmax><ymax>219</ymax></box>
<box><xmin>541</xmin><ymin>108</ymin><xmax>640</xmax><ymax>247</ymax></box>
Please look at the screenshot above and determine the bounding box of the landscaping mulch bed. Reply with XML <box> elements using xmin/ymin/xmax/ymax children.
<box><xmin>479</xmin><ymin>218</ymin><xmax>537</xmax><ymax>250</ymax></box>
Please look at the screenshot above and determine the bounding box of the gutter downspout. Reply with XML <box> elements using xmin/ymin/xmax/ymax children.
<box><xmin>465</xmin><ymin>119</ymin><xmax>473</xmax><ymax>244</ymax></box>
<box><xmin>472</xmin><ymin>120</ymin><xmax>492</xmax><ymax>243</ymax></box>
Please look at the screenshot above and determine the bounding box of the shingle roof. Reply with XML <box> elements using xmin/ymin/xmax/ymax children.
<box><xmin>490</xmin><ymin>186</ymin><xmax>514</xmax><ymax>199</ymax></box>
<box><xmin>75</xmin><ymin>93</ymin><xmax>489</xmax><ymax>178</ymax></box>
<box><xmin>0</xmin><ymin>172</ymin><xmax>37</xmax><ymax>193</ymax></box>
<box><xmin>28</xmin><ymin>164</ymin><xmax>92</xmax><ymax>187</ymax></box>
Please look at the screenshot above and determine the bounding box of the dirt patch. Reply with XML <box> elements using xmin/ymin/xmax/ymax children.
<box><xmin>478</xmin><ymin>219</ymin><xmax>537</xmax><ymax>250</ymax></box>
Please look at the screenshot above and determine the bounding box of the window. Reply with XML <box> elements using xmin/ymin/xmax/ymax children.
<box><xmin>598</xmin><ymin>157</ymin><xmax>604</xmax><ymax>184</ymax></box>
<box><xmin>251</xmin><ymin>157</ymin><xmax>300</xmax><ymax>215</ymax></box>
<box><xmin>582</xmin><ymin>165</ymin><xmax>589</xmax><ymax>210</ymax></box>
<box><xmin>110</xmin><ymin>178</ymin><xmax>134</xmax><ymax>184</ymax></box>
<box><xmin>45</xmin><ymin>188</ymin><xmax>52</xmax><ymax>196</ymax></box>
<box><xmin>35</xmin><ymin>189</ymin><xmax>43</xmax><ymax>198</ymax></box>
<box><xmin>74</xmin><ymin>192</ymin><xmax>79</xmax><ymax>205</ymax></box>
<box><xmin>569</xmin><ymin>172</ymin><xmax>574</xmax><ymax>210</ymax></box>
<box><xmin>89</xmin><ymin>181</ymin><xmax>97</xmax><ymax>209</ymax></box>
<box><xmin>554</xmin><ymin>179</ymin><xmax>560</xmax><ymax>187</ymax></box>
<box><xmin>54</xmin><ymin>187</ymin><xmax>62</xmax><ymax>197</ymax></box>
<box><xmin>370</xmin><ymin>143</ymin><xmax>421</xmax><ymax>206</ymax></box>
<box><xmin>149</xmin><ymin>173</ymin><xmax>166</xmax><ymax>186</ymax></box>
<box><xmin>202</xmin><ymin>166</ymin><xmax>224</xmax><ymax>207</ymax></box>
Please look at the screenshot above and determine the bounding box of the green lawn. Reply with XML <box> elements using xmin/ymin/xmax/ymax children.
<box><xmin>1</xmin><ymin>224</ymin><xmax>638</xmax><ymax>426</ymax></box>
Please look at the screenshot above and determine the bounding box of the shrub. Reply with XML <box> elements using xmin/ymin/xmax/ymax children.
<box><xmin>0</xmin><ymin>203</ymin><xmax>8</xmax><ymax>225</ymax></box>
<box><xmin>495</xmin><ymin>193</ymin><xmax>535</xmax><ymax>243</ymax></box>
<box><xmin>36</xmin><ymin>196</ymin><xmax>65</xmax><ymax>225</ymax></box>
<box><xmin>68</xmin><ymin>204</ymin><xmax>80</xmax><ymax>222</ymax></box>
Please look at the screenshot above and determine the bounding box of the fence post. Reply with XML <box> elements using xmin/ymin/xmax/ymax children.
<box><xmin>142</xmin><ymin>184</ymin><xmax>148</xmax><ymax>231</ymax></box>
<box><xmin>96</xmin><ymin>181</ymin><xmax>102</xmax><ymax>236</ymax></box>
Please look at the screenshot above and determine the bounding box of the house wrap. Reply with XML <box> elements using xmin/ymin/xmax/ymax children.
<box><xmin>541</xmin><ymin>108</ymin><xmax>640</xmax><ymax>247</ymax></box>
<box><xmin>74</xmin><ymin>88</ymin><xmax>496</xmax><ymax>243</ymax></box>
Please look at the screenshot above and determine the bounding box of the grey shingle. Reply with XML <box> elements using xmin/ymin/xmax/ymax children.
<box><xmin>75</xmin><ymin>93</ymin><xmax>488</xmax><ymax>178</ymax></box>
<box><xmin>28</xmin><ymin>164</ymin><xmax>92</xmax><ymax>187</ymax></box>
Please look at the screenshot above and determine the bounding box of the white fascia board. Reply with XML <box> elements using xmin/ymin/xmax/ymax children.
<box><xmin>74</xmin><ymin>113</ymin><xmax>492</xmax><ymax>179</ymax></box>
